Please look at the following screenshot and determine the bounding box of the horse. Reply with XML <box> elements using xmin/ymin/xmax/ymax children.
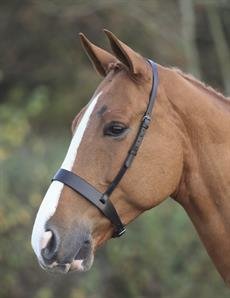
<box><xmin>31</xmin><ymin>30</ymin><xmax>230</xmax><ymax>285</ymax></box>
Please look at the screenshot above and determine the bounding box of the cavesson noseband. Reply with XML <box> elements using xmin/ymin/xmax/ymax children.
<box><xmin>52</xmin><ymin>59</ymin><xmax>158</xmax><ymax>237</ymax></box>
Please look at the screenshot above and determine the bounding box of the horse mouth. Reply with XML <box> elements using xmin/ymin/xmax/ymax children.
<box><xmin>70</xmin><ymin>252</ymin><xmax>94</xmax><ymax>272</ymax></box>
<box><xmin>38</xmin><ymin>253</ymin><xmax>94</xmax><ymax>274</ymax></box>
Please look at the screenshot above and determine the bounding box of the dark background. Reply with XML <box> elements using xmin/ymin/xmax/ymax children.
<box><xmin>0</xmin><ymin>0</ymin><xmax>230</xmax><ymax>297</ymax></box>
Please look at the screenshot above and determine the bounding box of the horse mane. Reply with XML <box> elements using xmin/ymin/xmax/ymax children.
<box><xmin>173</xmin><ymin>67</ymin><xmax>230</xmax><ymax>103</ymax></box>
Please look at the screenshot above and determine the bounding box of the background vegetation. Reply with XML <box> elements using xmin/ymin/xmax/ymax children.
<box><xmin>0</xmin><ymin>0</ymin><xmax>230</xmax><ymax>297</ymax></box>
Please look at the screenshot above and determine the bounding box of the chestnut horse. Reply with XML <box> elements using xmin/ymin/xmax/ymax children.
<box><xmin>31</xmin><ymin>30</ymin><xmax>230</xmax><ymax>285</ymax></box>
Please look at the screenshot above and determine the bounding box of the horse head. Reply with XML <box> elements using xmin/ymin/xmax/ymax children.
<box><xmin>31</xmin><ymin>30</ymin><xmax>183</xmax><ymax>273</ymax></box>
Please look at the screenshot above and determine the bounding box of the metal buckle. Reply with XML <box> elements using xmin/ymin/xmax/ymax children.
<box><xmin>142</xmin><ymin>115</ymin><xmax>151</xmax><ymax>129</ymax></box>
<box><xmin>113</xmin><ymin>226</ymin><xmax>126</xmax><ymax>238</ymax></box>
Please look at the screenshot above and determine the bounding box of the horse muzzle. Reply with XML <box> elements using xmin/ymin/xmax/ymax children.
<box><xmin>37</xmin><ymin>226</ymin><xmax>94</xmax><ymax>273</ymax></box>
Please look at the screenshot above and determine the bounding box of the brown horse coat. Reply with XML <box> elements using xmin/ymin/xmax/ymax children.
<box><xmin>31</xmin><ymin>30</ymin><xmax>230</xmax><ymax>285</ymax></box>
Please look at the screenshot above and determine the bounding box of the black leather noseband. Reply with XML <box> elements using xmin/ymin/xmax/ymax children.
<box><xmin>52</xmin><ymin>59</ymin><xmax>158</xmax><ymax>237</ymax></box>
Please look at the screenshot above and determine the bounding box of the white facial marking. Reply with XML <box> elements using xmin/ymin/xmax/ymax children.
<box><xmin>31</xmin><ymin>91</ymin><xmax>102</xmax><ymax>261</ymax></box>
<box><xmin>41</xmin><ymin>230</ymin><xmax>53</xmax><ymax>249</ymax></box>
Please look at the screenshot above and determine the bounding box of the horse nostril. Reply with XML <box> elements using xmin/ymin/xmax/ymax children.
<box><xmin>41</xmin><ymin>229</ymin><xmax>59</xmax><ymax>262</ymax></box>
<box><xmin>83</xmin><ymin>239</ymin><xmax>91</xmax><ymax>246</ymax></box>
<box><xmin>74</xmin><ymin>237</ymin><xmax>92</xmax><ymax>261</ymax></box>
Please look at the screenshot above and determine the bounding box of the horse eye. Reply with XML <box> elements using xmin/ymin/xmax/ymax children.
<box><xmin>103</xmin><ymin>122</ymin><xmax>128</xmax><ymax>137</ymax></box>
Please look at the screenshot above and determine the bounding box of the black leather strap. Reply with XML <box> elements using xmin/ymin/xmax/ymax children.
<box><xmin>104</xmin><ymin>59</ymin><xmax>158</xmax><ymax>197</ymax></box>
<box><xmin>51</xmin><ymin>59</ymin><xmax>158</xmax><ymax>238</ymax></box>
<box><xmin>52</xmin><ymin>169</ymin><xmax>126</xmax><ymax>237</ymax></box>
<box><xmin>145</xmin><ymin>60</ymin><xmax>159</xmax><ymax>116</ymax></box>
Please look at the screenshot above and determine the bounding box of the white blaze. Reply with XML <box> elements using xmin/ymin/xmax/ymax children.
<box><xmin>31</xmin><ymin>91</ymin><xmax>102</xmax><ymax>261</ymax></box>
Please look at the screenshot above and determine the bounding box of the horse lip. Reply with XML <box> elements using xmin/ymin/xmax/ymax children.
<box><xmin>70</xmin><ymin>259</ymin><xmax>84</xmax><ymax>271</ymax></box>
<box><xmin>38</xmin><ymin>260</ymin><xmax>47</xmax><ymax>270</ymax></box>
<box><xmin>39</xmin><ymin>260</ymin><xmax>72</xmax><ymax>274</ymax></box>
<box><xmin>54</xmin><ymin>263</ymin><xmax>71</xmax><ymax>273</ymax></box>
<box><xmin>38</xmin><ymin>256</ymin><xmax>87</xmax><ymax>273</ymax></box>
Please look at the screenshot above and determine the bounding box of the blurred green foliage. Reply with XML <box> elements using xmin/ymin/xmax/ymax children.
<box><xmin>0</xmin><ymin>0</ymin><xmax>230</xmax><ymax>297</ymax></box>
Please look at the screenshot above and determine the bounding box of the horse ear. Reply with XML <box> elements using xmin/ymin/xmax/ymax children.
<box><xmin>103</xmin><ymin>29</ymin><xmax>147</xmax><ymax>76</ymax></box>
<box><xmin>79</xmin><ymin>33</ymin><xmax>117</xmax><ymax>77</ymax></box>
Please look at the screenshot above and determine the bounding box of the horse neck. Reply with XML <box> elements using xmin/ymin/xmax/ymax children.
<box><xmin>161</xmin><ymin>66</ymin><xmax>230</xmax><ymax>284</ymax></box>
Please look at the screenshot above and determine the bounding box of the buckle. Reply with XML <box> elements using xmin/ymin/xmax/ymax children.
<box><xmin>142</xmin><ymin>115</ymin><xmax>151</xmax><ymax>129</ymax></box>
<box><xmin>113</xmin><ymin>226</ymin><xmax>126</xmax><ymax>238</ymax></box>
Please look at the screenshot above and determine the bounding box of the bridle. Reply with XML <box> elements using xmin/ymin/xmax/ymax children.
<box><xmin>52</xmin><ymin>59</ymin><xmax>158</xmax><ymax>237</ymax></box>
<box><xmin>52</xmin><ymin>60</ymin><xmax>158</xmax><ymax>237</ymax></box>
